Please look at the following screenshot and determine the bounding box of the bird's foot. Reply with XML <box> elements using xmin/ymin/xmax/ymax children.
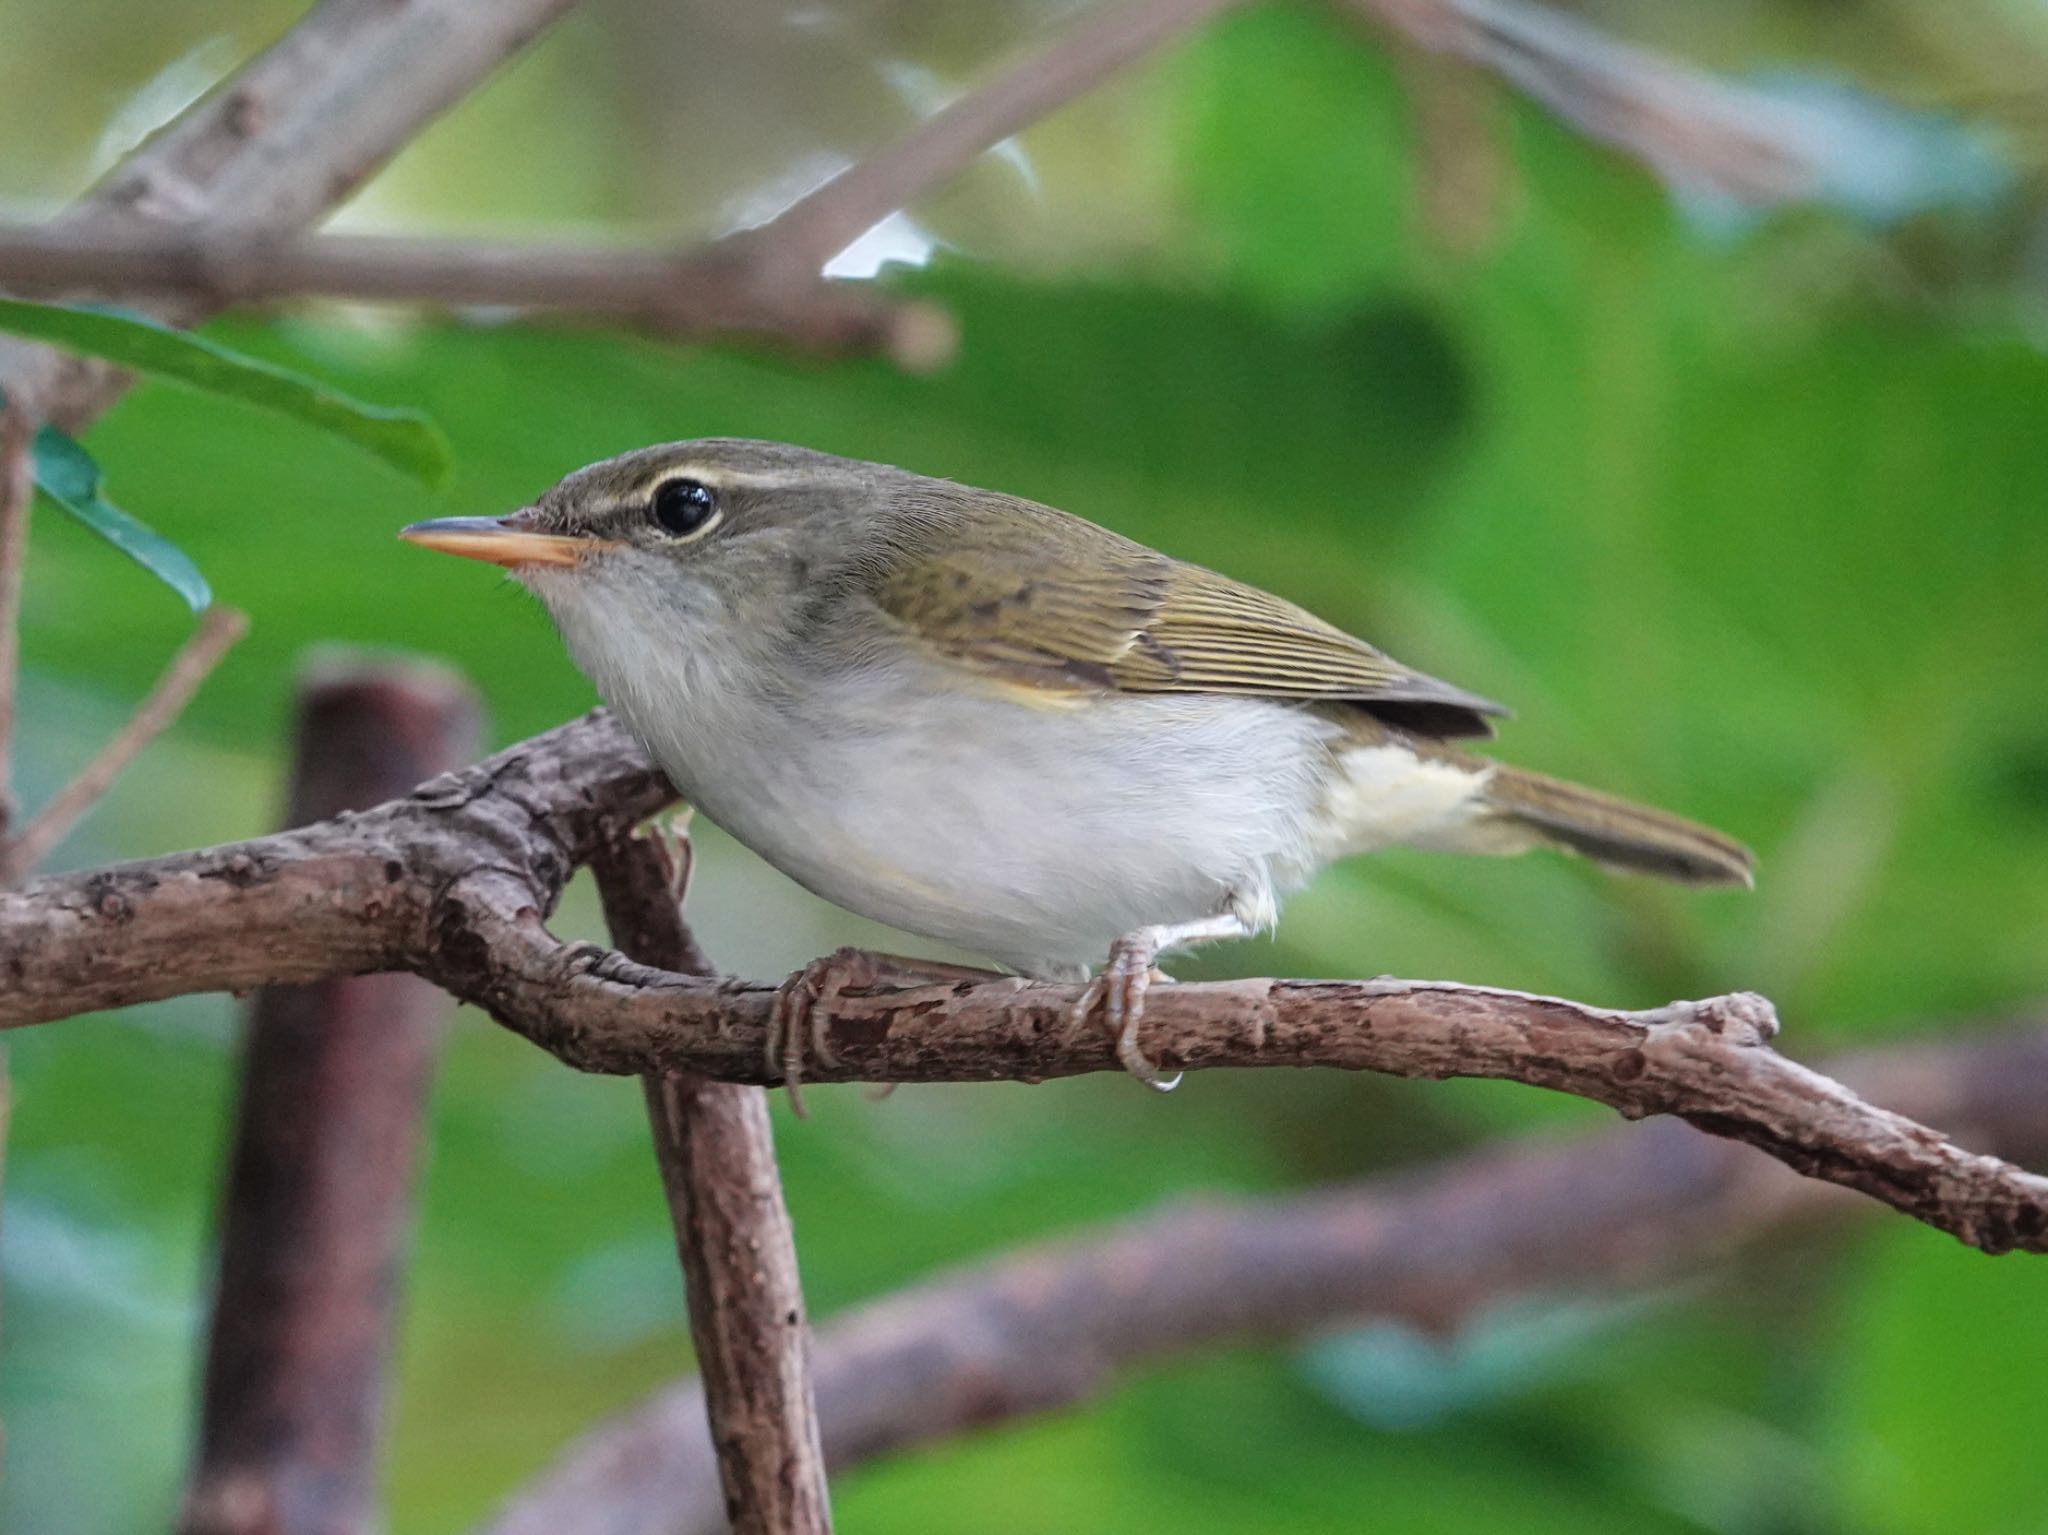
<box><xmin>768</xmin><ymin>948</ymin><xmax>1002</xmax><ymax>1114</ymax></box>
<box><xmin>1070</xmin><ymin>930</ymin><xmax>1181</xmax><ymax>1093</ymax></box>
<box><xmin>1071</xmin><ymin>909</ymin><xmax>1262</xmax><ymax>1093</ymax></box>
<box><xmin>768</xmin><ymin>947</ymin><xmax>870</xmax><ymax>1117</ymax></box>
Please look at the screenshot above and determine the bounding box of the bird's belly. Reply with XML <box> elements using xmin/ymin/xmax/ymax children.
<box><xmin>651</xmin><ymin>685</ymin><xmax>1337</xmax><ymax>973</ymax></box>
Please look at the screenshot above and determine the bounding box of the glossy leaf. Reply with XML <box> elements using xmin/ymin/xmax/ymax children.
<box><xmin>29</xmin><ymin>424</ymin><xmax>211</xmax><ymax>611</ymax></box>
<box><xmin>0</xmin><ymin>297</ymin><xmax>451</xmax><ymax>486</ymax></box>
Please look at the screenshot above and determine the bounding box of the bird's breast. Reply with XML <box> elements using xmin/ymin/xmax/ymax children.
<box><xmin>600</xmin><ymin>644</ymin><xmax>1340</xmax><ymax>971</ymax></box>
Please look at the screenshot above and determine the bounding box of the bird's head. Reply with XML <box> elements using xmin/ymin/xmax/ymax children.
<box><xmin>400</xmin><ymin>437</ymin><xmax>904</xmax><ymax>646</ymax></box>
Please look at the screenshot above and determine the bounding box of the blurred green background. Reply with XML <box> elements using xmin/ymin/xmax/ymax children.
<box><xmin>5</xmin><ymin>1</ymin><xmax>2048</xmax><ymax>1532</ymax></box>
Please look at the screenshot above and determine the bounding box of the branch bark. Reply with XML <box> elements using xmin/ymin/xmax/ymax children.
<box><xmin>0</xmin><ymin>711</ymin><xmax>2043</xmax><ymax>1254</ymax></box>
<box><xmin>0</xmin><ymin>228</ymin><xmax>954</xmax><ymax>369</ymax></box>
<box><xmin>592</xmin><ymin>827</ymin><xmax>832</xmax><ymax>1535</ymax></box>
<box><xmin>0</xmin><ymin>709</ymin><xmax>668</xmax><ymax>1017</ymax></box>
<box><xmin>181</xmin><ymin>660</ymin><xmax>480</xmax><ymax>1535</ymax></box>
<box><xmin>477</xmin><ymin>1015</ymin><xmax>2048</xmax><ymax>1535</ymax></box>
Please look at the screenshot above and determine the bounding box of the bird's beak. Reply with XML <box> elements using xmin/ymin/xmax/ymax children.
<box><xmin>398</xmin><ymin>514</ymin><xmax>598</xmax><ymax>569</ymax></box>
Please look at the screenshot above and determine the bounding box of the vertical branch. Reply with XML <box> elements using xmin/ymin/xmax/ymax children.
<box><xmin>590</xmin><ymin>827</ymin><xmax>832</xmax><ymax>1535</ymax></box>
<box><xmin>0</xmin><ymin>405</ymin><xmax>32</xmax><ymax>838</ymax></box>
<box><xmin>180</xmin><ymin>658</ymin><xmax>482</xmax><ymax>1535</ymax></box>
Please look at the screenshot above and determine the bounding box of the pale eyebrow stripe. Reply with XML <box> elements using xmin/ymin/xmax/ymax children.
<box><xmin>586</xmin><ymin>467</ymin><xmax>824</xmax><ymax>521</ymax></box>
<box><xmin>628</xmin><ymin>468</ymin><xmax>820</xmax><ymax>498</ymax></box>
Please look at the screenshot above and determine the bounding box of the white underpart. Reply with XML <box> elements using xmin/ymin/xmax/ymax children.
<box><xmin>1317</xmin><ymin>743</ymin><xmax>1500</xmax><ymax>858</ymax></box>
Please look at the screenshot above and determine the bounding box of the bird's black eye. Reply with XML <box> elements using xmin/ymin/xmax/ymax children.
<box><xmin>650</xmin><ymin>477</ymin><xmax>720</xmax><ymax>538</ymax></box>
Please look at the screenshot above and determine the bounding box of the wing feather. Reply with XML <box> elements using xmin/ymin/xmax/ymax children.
<box><xmin>869</xmin><ymin>495</ymin><xmax>1507</xmax><ymax>737</ymax></box>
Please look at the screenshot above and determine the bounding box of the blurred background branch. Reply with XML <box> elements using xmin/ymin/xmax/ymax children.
<box><xmin>0</xmin><ymin>229</ymin><xmax>949</xmax><ymax>367</ymax></box>
<box><xmin>747</xmin><ymin>0</ymin><xmax>1248</xmax><ymax>274</ymax></box>
<box><xmin>0</xmin><ymin>0</ymin><xmax>1252</xmax><ymax>369</ymax></box>
<box><xmin>1348</xmin><ymin>0</ymin><xmax>1821</xmax><ymax>204</ymax></box>
<box><xmin>180</xmin><ymin>661</ymin><xmax>478</xmax><ymax>1535</ymax></box>
<box><xmin>0</xmin><ymin>0</ymin><xmax>583</xmax><ymax>885</ymax></box>
<box><xmin>0</xmin><ymin>0</ymin><xmax>585</xmax><ymax>432</ymax></box>
<box><xmin>0</xmin><ymin>0</ymin><xmax>1892</xmax><ymax>373</ymax></box>
<box><xmin>480</xmin><ymin>1011</ymin><xmax>2048</xmax><ymax>1535</ymax></box>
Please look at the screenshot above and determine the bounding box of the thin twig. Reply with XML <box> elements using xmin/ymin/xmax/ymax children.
<box><xmin>182</xmin><ymin>660</ymin><xmax>480</xmax><ymax>1535</ymax></box>
<box><xmin>3</xmin><ymin>604</ymin><xmax>246</xmax><ymax>879</ymax></box>
<box><xmin>0</xmin><ymin>406</ymin><xmax>32</xmax><ymax>836</ymax></box>
<box><xmin>0</xmin><ymin>709</ymin><xmax>2042</xmax><ymax>1255</ymax></box>
<box><xmin>477</xmin><ymin>1015</ymin><xmax>2048</xmax><ymax>1535</ymax></box>
<box><xmin>749</xmin><ymin>0</ymin><xmax>1248</xmax><ymax>274</ymax></box>
<box><xmin>591</xmin><ymin>826</ymin><xmax>832</xmax><ymax>1535</ymax></box>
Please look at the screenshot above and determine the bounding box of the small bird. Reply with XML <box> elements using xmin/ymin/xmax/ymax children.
<box><xmin>402</xmin><ymin>439</ymin><xmax>1752</xmax><ymax>1094</ymax></box>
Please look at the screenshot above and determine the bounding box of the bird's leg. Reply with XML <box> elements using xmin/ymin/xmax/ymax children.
<box><xmin>768</xmin><ymin>948</ymin><xmax>1004</xmax><ymax>1115</ymax></box>
<box><xmin>1071</xmin><ymin>911</ymin><xmax>1255</xmax><ymax>1093</ymax></box>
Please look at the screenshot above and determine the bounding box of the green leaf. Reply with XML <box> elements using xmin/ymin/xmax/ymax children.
<box><xmin>0</xmin><ymin>297</ymin><xmax>451</xmax><ymax>487</ymax></box>
<box><xmin>30</xmin><ymin>426</ymin><xmax>211</xmax><ymax>612</ymax></box>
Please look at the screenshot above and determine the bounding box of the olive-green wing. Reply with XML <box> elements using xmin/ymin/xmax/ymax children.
<box><xmin>871</xmin><ymin>501</ymin><xmax>1507</xmax><ymax>737</ymax></box>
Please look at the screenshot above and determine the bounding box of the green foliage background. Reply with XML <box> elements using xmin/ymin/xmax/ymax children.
<box><xmin>5</xmin><ymin>5</ymin><xmax>2047</xmax><ymax>1533</ymax></box>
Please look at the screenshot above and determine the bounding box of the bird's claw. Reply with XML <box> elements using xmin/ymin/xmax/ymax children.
<box><xmin>767</xmin><ymin>946</ymin><xmax>903</xmax><ymax>1116</ymax></box>
<box><xmin>1071</xmin><ymin>932</ymin><xmax>1181</xmax><ymax>1093</ymax></box>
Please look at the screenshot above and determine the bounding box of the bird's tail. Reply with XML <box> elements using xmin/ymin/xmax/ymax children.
<box><xmin>1476</xmin><ymin>761</ymin><xmax>1755</xmax><ymax>887</ymax></box>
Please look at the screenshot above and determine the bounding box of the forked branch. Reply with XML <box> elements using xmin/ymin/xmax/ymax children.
<box><xmin>479</xmin><ymin>1017</ymin><xmax>2048</xmax><ymax>1535</ymax></box>
<box><xmin>0</xmin><ymin>0</ymin><xmax>1246</xmax><ymax>369</ymax></box>
<box><xmin>591</xmin><ymin>828</ymin><xmax>833</xmax><ymax>1535</ymax></box>
<box><xmin>0</xmin><ymin>0</ymin><xmax>1869</xmax><ymax>379</ymax></box>
<box><xmin>2</xmin><ymin>710</ymin><xmax>2043</xmax><ymax>1255</ymax></box>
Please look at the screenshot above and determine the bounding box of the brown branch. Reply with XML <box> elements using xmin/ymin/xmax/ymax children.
<box><xmin>181</xmin><ymin>660</ymin><xmax>481</xmax><ymax>1535</ymax></box>
<box><xmin>0</xmin><ymin>228</ymin><xmax>955</xmax><ymax>369</ymax></box>
<box><xmin>1347</xmin><ymin>0</ymin><xmax>1833</xmax><ymax>206</ymax></box>
<box><xmin>0</xmin><ymin>0</ymin><xmax>1252</xmax><ymax>363</ymax></box>
<box><xmin>747</xmin><ymin>0</ymin><xmax>1249</xmax><ymax>275</ymax></box>
<box><xmin>592</xmin><ymin>827</ymin><xmax>832</xmax><ymax>1535</ymax></box>
<box><xmin>0</xmin><ymin>0</ymin><xmax>1856</xmax><ymax>402</ymax></box>
<box><xmin>454</xmin><ymin>954</ymin><xmax>2048</xmax><ymax>1255</ymax></box>
<box><xmin>478</xmin><ymin>1016</ymin><xmax>2048</xmax><ymax>1535</ymax></box>
<box><xmin>0</xmin><ymin>709</ymin><xmax>669</xmax><ymax>1020</ymax></box>
<box><xmin>0</xmin><ymin>0</ymin><xmax>586</xmax><ymax>432</ymax></box>
<box><xmin>0</xmin><ymin>405</ymin><xmax>32</xmax><ymax>836</ymax></box>
<box><xmin>1</xmin><ymin>604</ymin><xmax>247</xmax><ymax>882</ymax></box>
<box><xmin>0</xmin><ymin>709</ymin><xmax>2042</xmax><ymax>1253</ymax></box>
